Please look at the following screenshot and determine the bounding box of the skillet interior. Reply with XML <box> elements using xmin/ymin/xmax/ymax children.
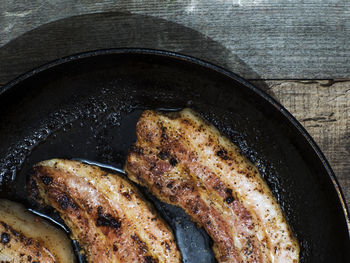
<box><xmin>0</xmin><ymin>50</ymin><xmax>349</xmax><ymax>262</ymax></box>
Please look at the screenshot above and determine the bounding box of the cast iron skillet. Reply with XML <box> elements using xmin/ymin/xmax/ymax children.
<box><xmin>0</xmin><ymin>49</ymin><xmax>349</xmax><ymax>262</ymax></box>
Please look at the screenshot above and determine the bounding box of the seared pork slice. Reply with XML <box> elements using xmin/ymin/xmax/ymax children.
<box><xmin>28</xmin><ymin>159</ymin><xmax>181</xmax><ymax>263</ymax></box>
<box><xmin>125</xmin><ymin>109</ymin><xmax>299</xmax><ymax>263</ymax></box>
<box><xmin>0</xmin><ymin>199</ymin><xmax>75</xmax><ymax>263</ymax></box>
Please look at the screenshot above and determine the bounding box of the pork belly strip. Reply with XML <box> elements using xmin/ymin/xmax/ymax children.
<box><xmin>28</xmin><ymin>159</ymin><xmax>181</xmax><ymax>263</ymax></box>
<box><xmin>125</xmin><ymin>109</ymin><xmax>299</xmax><ymax>263</ymax></box>
<box><xmin>0</xmin><ymin>199</ymin><xmax>75</xmax><ymax>263</ymax></box>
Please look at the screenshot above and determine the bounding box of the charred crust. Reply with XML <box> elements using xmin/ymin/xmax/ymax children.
<box><xmin>87</xmin><ymin>205</ymin><xmax>93</xmax><ymax>214</ymax></box>
<box><xmin>164</xmin><ymin>241</ymin><xmax>171</xmax><ymax>251</ymax></box>
<box><xmin>192</xmin><ymin>204</ymin><xmax>199</xmax><ymax>214</ymax></box>
<box><xmin>150</xmin><ymin>163</ymin><xmax>156</xmax><ymax>171</ymax></box>
<box><xmin>160</xmin><ymin>126</ymin><xmax>168</xmax><ymax>140</ymax></box>
<box><xmin>225</xmin><ymin>188</ymin><xmax>233</xmax><ymax>195</ymax></box>
<box><xmin>40</xmin><ymin>176</ymin><xmax>53</xmax><ymax>186</ymax></box>
<box><xmin>224</xmin><ymin>188</ymin><xmax>235</xmax><ymax>204</ymax></box>
<box><xmin>225</xmin><ymin>196</ymin><xmax>234</xmax><ymax>204</ymax></box>
<box><xmin>57</xmin><ymin>194</ymin><xmax>78</xmax><ymax>210</ymax></box>
<box><xmin>130</xmin><ymin>145</ymin><xmax>144</xmax><ymax>155</ymax></box>
<box><xmin>146</xmin><ymin>132</ymin><xmax>154</xmax><ymax>142</ymax></box>
<box><xmin>131</xmin><ymin>234</ymin><xmax>145</xmax><ymax>245</ymax></box>
<box><xmin>131</xmin><ymin>234</ymin><xmax>148</xmax><ymax>254</ymax></box>
<box><xmin>166</xmin><ymin>181</ymin><xmax>174</xmax><ymax>189</ymax></box>
<box><xmin>185</xmin><ymin>199</ymin><xmax>199</xmax><ymax>214</ymax></box>
<box><xmin>1</xmin><ymin>232</ymin><xmax>10</xmax><ymax>244</ymax></box>
<box><xmin>157</xmin><ymin>149</ymin><xmax>178</xmax><ymax>167</ymax></box>
<box><xmin>144</xmin><ymin>255</ymin><xmax>158</xmax><ymax>263</ymax></box>
<box><xmin>216</xmin><ymin>149</ymin><xmax>229</xmax><ymax>160</ymax></box>
<box><xmin>113</xmin><ymin>243</ymin><xmax>118</xmax><ymax>251</ymax></box>
<box><xmin>1</xmin><ymin>222</ymin><xmax>9</xmax><ymax>231</ymax></box>
<box><xmin>181</xmin><ymin>119</ymin><xmax>190</xmax><ymax>125</ymax></box>
<box><xmin>157</xmin><ymin>150</ymin><xmax>170</xmax><ymax>160</ymax></box>
<box><xmin>1</xmin><ymin>223</ymin><xmax>34</xmax><ymax>246</ymax></box>
<box><xmin>224</xmin><ymin>197</ymin><xmax>235</xmax><ymax>205</ymax></box>
<box><xmin>96</xmin><ymin>206</ymin><xmax>121</xmax><ymax>230</ymax></box>
<box><xmin>244</xmin><ymin>239</ymin><xmax>254</xmax><ymax>256</ymax></box>
<box><xmin>169</xmin><ymin>158</ymin><xmax>178</xmax><ymax>167</ymax></box>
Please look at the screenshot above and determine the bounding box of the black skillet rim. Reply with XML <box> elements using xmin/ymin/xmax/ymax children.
<box><xmin>1</xmin><ymin>48</ymin><xmax>349</xmax><ymax>236</ymax></box>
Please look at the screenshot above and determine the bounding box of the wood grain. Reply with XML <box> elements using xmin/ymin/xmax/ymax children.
<box><xmin>0</xmin><ymin>0</ymin><xmax>349</xmax><ymax>79</ymax></box>
<box><xmin>252</xmin><ymin>80</ymin><xmax>350</xmax><ymax>209</ymax></box>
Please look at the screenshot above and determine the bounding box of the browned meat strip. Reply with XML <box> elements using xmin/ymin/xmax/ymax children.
<box><xmin>0</xmin><ymin>199</ymin><xmax>75</xmax><ymax>263</ymax></box>
<box><xmin>125</xmin><ymin>109</ymin><xmax>299</xmax><ymax>263</ymax></box>
<box><xmin>28</xmin><ymin>159</ymin><xmax>181</xmax><ymax>263</ymax></box>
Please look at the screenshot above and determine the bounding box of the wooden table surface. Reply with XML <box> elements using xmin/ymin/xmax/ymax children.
<box><xmin>0</xmin><ymin>1</ymin><xmax>349</xmax><ymax>209</ymax></box>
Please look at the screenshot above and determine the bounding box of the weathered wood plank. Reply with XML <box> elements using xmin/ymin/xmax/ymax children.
<box><xmin>0</xmin><ymin>11</ymin><xmax>257</xmax><ymax>85</ymax></box>
<box><xmin>0</xmin><ymin>0</ymin><xmax>349</xmax><ymax>80</ymax></box>
<box><xmin>252</xmin><ymin>80</ymin><xmax>350</xmax><ymax>209</ymax></box>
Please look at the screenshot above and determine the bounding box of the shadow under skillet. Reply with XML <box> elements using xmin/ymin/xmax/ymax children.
<box><xmin>0</xmin><ymin>11</ymin><xmax>266</xmax><ymax>86</ymax></box>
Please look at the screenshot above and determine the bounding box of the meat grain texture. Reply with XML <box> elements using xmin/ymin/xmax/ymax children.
<box><xmin>28</xmin><ymin>159</ymin><xmax>181</xmax><ymax>263</ymax></box>
<box><xmin>125</xmin><ymin>109</ymin><xmax>300</xmax><ymax>263</ymax></box>
<box><xmin>0</xmin><ymin>199</ymin><xmax>75</xmax><ymax>263</ymax></box>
